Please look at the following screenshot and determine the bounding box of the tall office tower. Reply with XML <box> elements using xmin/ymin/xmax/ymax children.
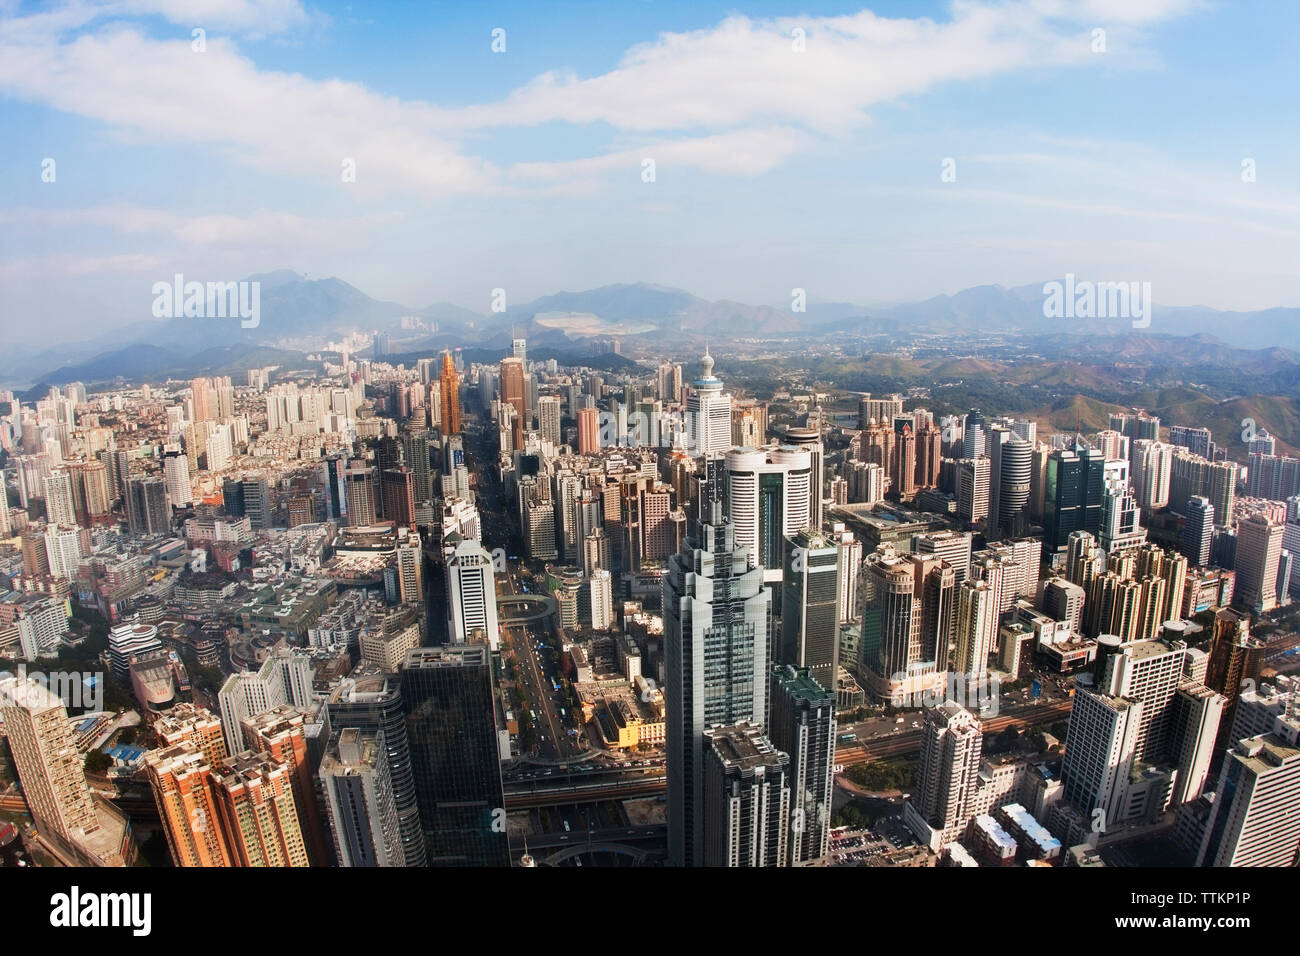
<box><xmin>380</xmin><ymin>466</ymin><xmax>416</xmax><ymax>530</ymax></box>
<box><xmin>907</xmin><ymin>702</ymin><xmax>983</xmax><ymax>847</ymax></box>
<box><xmin>1131</xmin><ymin>440</ymin><xmax>1173</xmax><ymax>514</ymax></box>
<box><xmin>1205</xmin><ymin>609</ymin><xmax>1266</xmax><ymax>745</ymax></box>
<box><xmin>144</xmin><ymin>742</ymin><xmax>234</xmax><ymax>867</ymax></box>
<box><xmin>576</xmin><ymin>406</ymin><xmax>601</xmax><ymax>454</ymax></box>
<box><xmin>209</xmin><ymin>751</ymin><xmax>310</xmax><ymax>867</ymax></box>
<box><xmin>511</xmin><ymin>335</ymin><xmax>527</xmax><ymax>369</ymax></box>
<box><xmin>446</xmin><ymin>538</ymin><xmax>500</xmax><ymax>649</ymax></box>
<box><xmin>499</xmin><ymin>356</ymin><xmax>527</xmax><ymax>450</ymax></box>
<box><xmin>1044</xmin><ymin>443</ymin><xmax>1106</xmax><ymax>552</ymax></box>
<box><xmin>438</xmin><ymin>352</ymin><xmax>462</xmax><ymax>434</ymax></box>
<box><xmin>686</xmin><ymin>350</ymin><xmax>733</xmax><ymax>456</ymax></box>
<box><xmin>241</xmin><ymin>705</ymin><xmax>330</xmax><ymax>866</ymax></box>
<box><xmin>1181</xmin><ymin>496</ymin><xmax>1214</xmax><ymax>567</ymax></box>
<box><xmin>858</xmin><ymin>393</ymin><xmax>904</xmax><ymax>431</ymax></box>
<box><xmin>953</xmin><ymin>579</ymin><xmax>998</xmax><ymax>678</ymax></box>
<box><xmin>1168</xmin><ymin>683</ymin><xmax>1225</xmax><ymax>807</ymax></box>
<box><xmin>1247</xmin><ymin>452</ymin><xmax>1300</xmax><ymax>502</ymax></box>
<box><xmin>963</xmin><ymin>408</ymin><xmax>986</xmax><ymax>458</ymax></box>
<box><xmin>0</xmin><ymin>675</ymin><xmax>130</xmax><ymax>866</ymax></box>
<box><xmin>955</xmin><ymin>456</ymin><xmax>991</xmax><ymax>527</ymax></box>
<box><xmin>320</xmin><ymin>728</ymin><xmax>404</xmax><ymax>867</ymax></box>
<box><xmin>524</xmin><ymin>497</ymin><xmax>558</xmax><ymax>561</ymax></box>
<box><xmin>1096</xmin><ymin>639</ymin><xmax>1189</xmax><ymax>761</ymax></box>
<box><xmin>658</xmin><ymin>361</ymin><xmax>684</xmax><ymax>403</ymax></box>
<box><xmin>1235</xmin><ymin>512</ymin><xmax>1284</xmax><ymax>612</ymax></box>
<box><xmin>859</xmin><ymin>546</ymin><xmax>950</xmax><ymax>697</ymax></box>
<box><xmin>1169</xmin><ymin>425</ymin><xmax>1214</xmax><ymax>461</ymax></box>
<box><xmin>537</xmin><ymin>395</ymin><xmax>562</xmax><ymax>447</ymax></box>
<box><xmin>345</xmin><ymin>461</ymin><xmax>378</xmax><ymax>526</ymax></box>
<box><xmin>724</xmin><ymin>445</ymin><xmax>811</xmax><ymax>582</ymax></box>
<box><xmin>42</xmin><ymin>470</ymin><xmax>76</xmax><ymax>526</ymax></box>
<box><xmin>163</xmin><ymin>447</ymin><xmax>192</xmax><ymax>507</ymax></box>
<box><xmin>768</xmin><ymin>666</ymin><xmax>835</xmax><ymax>866</ymax></box>
<box><xmin>241</xmin><ymin>473</ymin><xmax>271</xmax><ymax>529</ymax></box>
<box><xmin>889</xmin><ymin>421</ymin><xmax>918</xmax><ymax>502</ymax></box>
<box><xmin>781</xmin><ymin>528</ymin><xmax>840</xmax><ymax>689</ymax></box>
<box><xmin>1100</xmin><ymin>463</ymin><xmax>1147</xmax><ymax>554</ymax></box>
<box><xmin>989</xmin><ymin>430</ymin><xmax>1032</xmax><ymax>539</ymax></box>
<box><xmin>784</xmin><ymin>426</ymin><xmax>825</xmax><ymax>529</ymax></box>
<box><xmin>701</xmin><ymin>723</ymin><xmax>791</xmax><ymax>868</ymax></box>
<box><xmin>915</xmin><ymin>421</ymin><xmax>942</xmax><ymax>490</ymax></box>
<box><xmin>913</xmin><ymin>530</ymin><xmax>973</xmax><ymax>586</ymax></box>
<box><xmin>830</xmin><ymin>525</ymin><xmax>863</xmax><ymax>623</ymax></box>
<box><xmin>1197</xmin><ymin>732</ymin><xmax>1300</xmax><ymax>867</ymax></box>
<box><xmin>1061</xmin><ymin>687</ymin><xmax>1142</xmax><ymax>827</ymax></box>
<box><xmin>327</xmin><ymin>671</ymin><xmax>426</xmax><ymax>866</ymax></box>
<box><xmin>859</xmin><ymin>417</ymin><xmax>895</xmax><ymax>478</ymax></box>
<box><xmin>664</xmin><ymin>491</ymin><xmax>772</xmax><ymax>868</ymax></box>
<box><xmin>402</xmin><ymin>645</ymin><xmax>509</xmax><ymax>867</ymax></box>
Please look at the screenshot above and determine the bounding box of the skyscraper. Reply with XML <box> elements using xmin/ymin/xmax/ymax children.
<box><xmin>439</xmin><ymin>352</ymin><xmax>462</xmax><ymax>434</ymax></box>
<box><xmin>446</xmin><ymin>538</ymin><xmax>500</xmax><ymax>650</ymax></box>
<box><xmin>327</xmin><ymin>670</ymin><xmax>427</xmax><ymax>866</ymax></box>
<box><xmin>402</xmin><ymin>645</ymin><xmax>509</xmax><ymax>867</ymax></box>
<box><xmin>664</xmin><ymin>491</ymin><xmax>772</xmax><ymax>867</ymax></box>
<box><xmin>784</xmin><ymin>426</ymin><xmax>825</xmax><ymax>530</ymax></box>
<box><xmin>319</xmin><ymin>728</ymin><xmax>405</xmax><ymax>867</ymax></box>
<box><xmin>144</xmin><ymin>742</ymin><xmax>234</xmax><ymax>867</ymax></box>
<box><xmin>1044</xmin><ymin>443</ymin><xmax>1106</xmax><ymax>552</ymax></box>
<box><xmin>1234</xmin><ymin>512</ymin><xmax>1284</xmax><ymax>613</ymax></box>
<box><xmin>768</xmin><ymin>665</ymin><xmax>835</xmax><ymax>866</ymax></box>
<box><xmin>781</xmin><ymin>528</ymin><xmax>840</xmax><ymax>689</ymax></box>
<box><xmin>576</xmin><ymin>405</ymin><xmax>600</xmax><ymax>454</ymax></box>
<box><xmin>209</xmin><ymin>751</ymin><xmax>311</xmax><ymax>867</ymax></box>
<box><xmin>905</xmin><ymin>702</ymin><xmax>983</xmax><ymax>847</ymax></box>
<box><xmin>1197</xmin><ymin>731</ymin><xmax>1300</xmax><ymax>867</ymax></box>
<box><xmin>499</xmin><ymin>357</ymin><xmax>527</xmax><ymax>451</ymax></box>
<box><xmin>241</xmin><ymin>705</ymin><xmax>330</xmax><ymax>866</ymax></box>
<box><xmin>1181</xmin><ymin>496</ymin><xmax>1214</xmax><ymax>567</ymax></box>
<box><xmin>686</xmin><ymin>350</ymin><xmax>732</xmax><ymax>457</ymax></box>
<box><xmin>701</xmin><ymin>723</ymin><xmax>791</xmax><ymax>867</ymax></box>
<box><xmin>724</xmin><ymin>445</ymin><xmax>812</xmax><ymax>582</ymax></box>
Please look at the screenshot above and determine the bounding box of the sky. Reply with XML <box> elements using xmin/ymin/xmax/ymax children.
<box><xmin>1</xmin><ymin>0</ymin><xmax>1298</xmax><ymax>345</ymax></box>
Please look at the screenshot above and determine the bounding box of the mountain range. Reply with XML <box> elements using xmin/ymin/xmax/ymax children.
<box><xmin>8</xmin><ymin>272</ymin><xmax>1300</xmax><ymax>389</ymax></box>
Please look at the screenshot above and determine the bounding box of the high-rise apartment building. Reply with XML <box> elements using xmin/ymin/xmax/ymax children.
<box><xmin>209</xmin><ymin>751</ymin><xmax>311</xmax><ymax>867</ymax></box>
<box><xmin>905</xmin><ymin>702</ymin><xmax>983</xmax><ymax>847</ymax></box>
<box><xmin>1197</xmin><ymin>731</ymin><xmax>1300</xmax><ymax>867</ymax></box>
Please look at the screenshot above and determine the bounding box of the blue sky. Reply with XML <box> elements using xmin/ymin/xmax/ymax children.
<box><xmin>1</xmin><ymin>0</ymin><xmax>1298</xmax><ymax>344</ymax></box>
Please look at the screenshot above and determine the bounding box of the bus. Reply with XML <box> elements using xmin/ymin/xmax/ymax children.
<box><xmin>839</xmin><ymin>732</ymin><xmax>858</xmax><ymax>743</ymax></box>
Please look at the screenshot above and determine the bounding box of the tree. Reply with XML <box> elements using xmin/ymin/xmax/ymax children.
<box><xmin>84</xmin><ymin>751</ymin><xmax>111</xmax><ymax>775</ymax></box>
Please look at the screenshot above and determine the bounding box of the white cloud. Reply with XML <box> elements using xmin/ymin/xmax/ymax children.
<box><xmin>0</xmin><ymin>1</ymin><xmax>1200</xmax><ymax>198</ymax></box>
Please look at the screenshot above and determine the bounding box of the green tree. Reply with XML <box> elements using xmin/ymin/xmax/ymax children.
<box><xmin>84</xmin><ymin>750</ymin><xmax>111</xmax><ymax>775</ymax></box>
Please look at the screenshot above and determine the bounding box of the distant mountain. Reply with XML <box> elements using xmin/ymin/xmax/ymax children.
<box><xmin>505</xmin><ymin>283</ymin><xmax>701</xmax><ymax>323</ymax></box>
<box><xmin>23</xmin><ymin>272</ymin><xmax>1300</xmax><ymax>387</ymax></box>
<box><xmin>36</xmin><ymin>343</ymin><xmax>313</xmax><ymax>389</ymax></box>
